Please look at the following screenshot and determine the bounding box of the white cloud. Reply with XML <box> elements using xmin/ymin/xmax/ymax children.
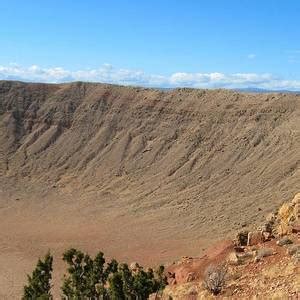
<box><xmin>1</xmin><ymin>63</ymin><xmax>300</xmax><ymax>90</ymax></box>
<box><xmin>247</xmin><ymin>54</ymin><xmax>256</xmax><ymax>59</ymax></box>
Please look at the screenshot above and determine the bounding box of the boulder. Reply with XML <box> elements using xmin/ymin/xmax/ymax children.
<box><xmin>276</xmin><ymin>236</ymin><xmax>293</xmax><ymax>246</ymax></box>
<box><xmin>254</xmin><ymin>248</ymin><xmax>275</xmax><ymax>262</ymax></box>
<box><xmin>247</xmin><ymin>231</ymin><xmax>264</xmax><ymax>246</ymax></box>
<box><xmin>240</xmin><ymin>251</ymin><xmax>255</xmax><ymax>260</ymax></box>
<box><xmin>227</xmin><ymin>252</ymin><xmax>241</xmax><ymax>265</ymax></box>
<box><xmin>278</xmin><ymin>202</ymin><xmax>294</xmax><ymax>223</ymax></box>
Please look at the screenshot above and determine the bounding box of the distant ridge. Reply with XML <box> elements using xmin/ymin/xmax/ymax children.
<box><xmin>234</xmin><ymin>87</ymin><xmax>300</xmax><ymax>94</ymax></box>
<box><xmin>2</xmin><ymin>79</ymin><xmax>300</xmax><ymax>94</ymax></box>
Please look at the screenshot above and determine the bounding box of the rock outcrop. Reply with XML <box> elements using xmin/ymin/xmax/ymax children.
<box><xmin>162</xmin><ymin>193</ymin><xmax>300</xmax><ymax>299</ymax></box>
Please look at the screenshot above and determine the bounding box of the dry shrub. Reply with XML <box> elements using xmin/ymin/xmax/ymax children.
<box><xmin>203</xmin><ymin>264</ymin><xmax>227</xmax><ymax>295</ymax></box>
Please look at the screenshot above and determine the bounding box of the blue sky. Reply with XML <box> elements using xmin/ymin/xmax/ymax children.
<box><xmin>1</xmin><ymin>0</ymin><xmax>300</xmax><ymax>89</ymax></box>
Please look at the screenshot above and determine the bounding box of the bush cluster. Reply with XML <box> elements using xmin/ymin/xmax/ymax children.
<box><xmin>23</xmin><ymin>249</ymin><xmax>167</xmax><ymax>300</ymax></box>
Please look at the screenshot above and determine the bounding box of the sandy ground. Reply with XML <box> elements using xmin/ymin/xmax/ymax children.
<box><xmin>0</xmin><ymin>188</ymin><xmax>205</xmax><ymax>299</ymax></box>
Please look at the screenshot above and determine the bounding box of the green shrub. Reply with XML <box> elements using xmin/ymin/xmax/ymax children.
<box><xmin>24</xmin><ymin>248</ymin><xmax>167</xmax><ymax>299</ymax></box>
<box><xmin>61</xmin><ymin>248</ymin><xmax>109</xmax><ymax>299</ymax></box>
<box><xmin>22</xmin><ymin>252</ymin><xmax>53</xmax><ymax>300</ymax></box>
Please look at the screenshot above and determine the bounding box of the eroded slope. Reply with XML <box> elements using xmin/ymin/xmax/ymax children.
<box><xmin>1</xmin><ymin>81</ymin><xmax>299</xmax><ymax>231</ymax></box>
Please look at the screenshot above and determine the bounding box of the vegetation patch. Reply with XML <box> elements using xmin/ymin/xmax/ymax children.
<box><xmin>23</xmin><ymin>248</ymin><xmax>167</xmax><ymax>299</ymax></box>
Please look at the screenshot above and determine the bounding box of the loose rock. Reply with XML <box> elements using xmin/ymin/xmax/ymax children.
<box><xmin>247</xmin><ymin>231</ymin><xmax>264</xmax><ymax>246</ymax></box>
<box><xmin>254</xmin><ymin>248</ymin><xmax>275</xmax><ymax>262</ymax></box>
<box><xmin>227</xmin><ymin>252</ymin><xmax>241</xmax><ymax>265</ymax></box>
<box><xmin>276</xmin><ymin>236</ymin><xmax>293</xmax><ymax>246</ymax></box>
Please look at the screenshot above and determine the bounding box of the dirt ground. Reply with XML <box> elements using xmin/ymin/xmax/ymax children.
<box><xmin>0</xmin><ymin>186</ymin><xmax>206</xmax><ymax>299</ymax></box>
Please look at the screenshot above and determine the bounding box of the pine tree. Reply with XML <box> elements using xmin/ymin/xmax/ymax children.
<box><xmin>23</xmin><ymin>252</ymin><xmax>53</xmax><ymax>300</ymax></box>
<box><xmin>105</xmin><ymin>258</ymin><xmax>118</xmax><ymax>276</ymax></box>
<box><xmin>61</xmin><ymin>248</ymin><xmax>109</xmax><ymax>299</ymax></box>
<box><xmin>108</xmin><ymin>272</ymin><xmax>125</xmax><ymax>299</ymax></box>
<box><xmin>133</xmin><ymin>268</ymin><xmax>155</xmax><ymax>299</ymax></box>
<box><xmin>61</xmin><ymin>248</ymin><xmax>86</xmax><ymax>299</ymax></box>
<box><xmin>23</xmin><ymin>248</ymin><xmax>169</xmax><ymax>300</ymax></box>
<box><xmin>118</xmin><ymin>263</ymin><xmax>135</xmax><ymax>299</ymax></box>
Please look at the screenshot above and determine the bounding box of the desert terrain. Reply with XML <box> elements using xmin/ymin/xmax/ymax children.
<box><xmin>0</xmin><ymin>80</ymin><xmax>299</xmax><ymax>298</ymax></box>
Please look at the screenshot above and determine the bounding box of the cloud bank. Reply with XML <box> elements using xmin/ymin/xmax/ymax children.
<box><xmin>1</xmin><ymin>63</ymin><xmax>300</xmax><ymax>90</ymax></box>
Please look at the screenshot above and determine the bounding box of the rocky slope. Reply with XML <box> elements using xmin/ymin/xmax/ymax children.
<box><xmin>160</xmin><ymin>193</ymin><xmax>300</xmax><ymax>299</ymax></box>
